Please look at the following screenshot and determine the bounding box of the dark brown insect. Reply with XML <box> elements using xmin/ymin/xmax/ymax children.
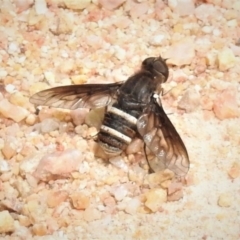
<box><xmin>30</xmin><ymin>56</ymin><xmax>189</xmax><ymax>176</ymax></box>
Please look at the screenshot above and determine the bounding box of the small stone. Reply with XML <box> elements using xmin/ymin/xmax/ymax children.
<box><xmin>227</xmin><ymin>19</ymin><xmax>237</xmax><ymax>27</ymax></box>
<box><xmin>218</xmin><ymin>193</ymin><xmax>232</xmax><ymax>207</ymax></box>
<box><xmin>83</xmin><ymin>207</ymin><xmax>101</xmax><ymax>222</ymax></box>
<box><xmin>40</xmin><ymin>118</ymin><xmax>60</xmax><ymax>133</ymax></box>
<box><xmin>0</xmin><ymin>99</ymin><xmax>29</xmax><ymax>122</ymax></box>
<box><xmin>70</xmin><ymin>192</ymin><xmax>90</xmax><ymax>210</ymax></box>
<box><xmin>111</xmin><ymin>185</ymin><xmax>128</xmax><ymax>201</ymax></box>
<box><xmin>18</xmin><ymin>215</ymin><xmax>31</xmax><ymax>227</ymax></box>
<box><xmin>126</xmin><ymin>138</ymin><xmax>142</xmax><ymax>155</ymax></box>
<box><xmin>63</xmin><ymin>0</ymin><xmax>91</xmax><ymax>10</ymax></box>
<box><xmin>169</xmin><ymin>0</ymin><xmax>195</xmax><ymax>16</ymax></box>
<box><xmin>1</xmin><ymin>142</ymin><xmax>17</xmax><ymax>160</ymax></box>
<box><xmin>29</xmin><ymin>82</ymin><xmax>49</xmax><ymax>95</ymax></box>
<box><xmin>0</xmin><ymin>210</ymin><xmax>15</xmax><ymax>233</ymax></box>
<box><xmin>149</xmin><ymin>34</ymin><xmax>166</xmax><ymax>46</ymax></box>
<box><xmin>144</xmin><ymin>188</ymin><xmax>167</xmax><ymax>212</ymax></box>
<box><xmin>164</xmin><ymin>37</ymin><xmax>195</xmax><ymax>66</ymax></box>
<box><xmin>34</xmin><ymin>0</ymin><xmax>48</xmax><ymax>15</ymax></box>
<box><xmin>47</xmin><ymin>191</ymin><xmax>68</xmax><ymax>208</ymax></box>
<box><xmin>147</xmin><ymin>170</ymin><xmax>175</xmax><ymax>188</ymax></box>
<box><xmin>70</xmin><ymin>109</ymin><xmax>89</xmax><ymax>126</ymax></box>
<box><xmin>8</xmin><ymin>42</ymin><xmax>20</xmax><ymax>55</ymax></box>
<box><xmin>109</xmin><ymin>156</ymin><xmax>128</xmax><ymax>171</ymax></box>
<box><xmin>114</xmin><ymin>46</ymin><xmax>126</xmax><ymax>60</ymax></box>
<box><xmin>125</xmin><ymin>197</ymin><xmax>141</xmax><ymax>215</ymax></box>
<box><xmin>0</xmin><ymin>160</ymin><xmax>10</xmax><ymax>172</ymax></box>
<box><xmin>71</xmin><ymin>75</ymin><xmax>87</xmax><ymax>85</ymax></box>
<box><xmin>34</xmin><ymin>149</ymin><xmax>83</xmax><ymax>181</ymax></box>
<box><xmin>205</xmin><ymin>52</ymin><xmax>217</xmax><ymax>67</ymax></box>
<box><xmin>14</xmin><ymin>0</ymin><xmax>33</xmax><ymax>13</ymax></box>
<box><xmin>25</xmin><ymin>114</ymin><xmax>37</xmax><ymax>125</ymax></box>
<box><xmin>99</xmin><ymin>0</ymin><xmax>126</xmax><ymax>10</ymax></box>
<box><xmin>44</xmin><ymin>71</ymin><xmax>55</xmax><ymax>84</ymax></box>
<box><xmin>178</xmin><ymin>89</ymin><xmax>201</xmax><ymax>112</ymax></box>
<box><xmin>9</xmin><ymin>92</ymin><xmax>29</xmax><ymax>108</ymax></box>
<box><xmin>213</xmin><ymin>89</ymin><xmax>240</xmax><ymax>120</ymax></box>
<box><xmin>32</xmin><ymin>223</ymin><xmax>48</xmax><ymax>236</ymax></box>
<box><xmin>228</xmin><ymin>162</ymin><xmax>240</xmax><ymax>179</ymax></box>
<box><xmin>217</xmin><ymin>48</ymin><xmax>236</xmax><ymax>71</ymax></box>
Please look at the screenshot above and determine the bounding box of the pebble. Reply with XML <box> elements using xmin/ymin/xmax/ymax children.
<box><xmin>169</xmin><ymin>0</ymin><xmax>195</xmax><ymax>16</ymax></box>
<box><xmin>83</xmin><ymin>207</ymin><xmax>101</xmax><ymax>222</ymax></box>
<box><xmin>178</xmin><ymin>89</ymin><xmax>201</xmax><ymax>112</ymax></box>
<box><xmin>126</xmin><ymin>138</ymin><xmax>142</xmax><ymax>155</ymax></box>
<box><xmin>25</xmin><ymin>114</ymin><xmax>37</xmax><ymax>126</ymax></box>
<box><xmin>31</xmin><ymin>223</ymin><xmax>48</xmax><ymax>236</ymax></box>
<box><xmin>213</xmin><ymin>89</ymin><xmax>240</xmax><ymax>120</ymax></box>
<box><xmin>218</xmin><ymin>193</ymin><xmax>232</xmax><ymax>207</ymax></box>
<box><xmin>34</xmin><ymin>0</ymin><xmax>48</xmax><ymax>15</ymax></box>
<box><xmin>0</xmin><ymin>211</ymin><xmax>15</xmax><ymax>233</ymax></box>
<box><xmin>70</xmin><ymin>192</ymin><xmax>90</xmax><ymax>210</ymax></box>
<box><xmin>109</xmin><ymin>156</ymin><xmax>128</xmax><ymax>172</ymax></box>
<box><xmin>164</xmin><ymin>37</ymin><xmax>195</xmax><ymax>66</ymax></box>
<box><xmin>1</xmin><ymin>141</ymin><xmax>17</xmax><ymax>160</ymax></box>
<box><xmin>13</xmin><ymin>0</ymin><xmax>33</xmax><ymax>12</ymax></box>
<box><xmin>125</xmin><ymin>197</ymin><xmax>141</xmax><ymax>215</ymax></box>
<box><xmin>217</xmin><ymin>48</ymin><xmax>236</xmax><ymax>71</ymax></box>
<box><xmin>194</xmin><ymin>4</ymin><xmax>219</xmax><ymax>22</ymax></box>
<box><xmin>0</xmin><ymin>99</ymin><xmax>29</xmax><ymax>122</ymax></box>
<box><xmin>71</xmin><ymin>109</ymin><xmax>89</xmax><ymax>126</ymax></box>
<box><xmin>71</xmin><ymin>74</ymin><xmax>87</xmax><ymax>84</ymax></box>
<box><xmin>99</xmin><ymin>0</ymin><xmax>126</xmax><ymax>10</ymax></box>
<box><xmin>34</xmin><ymin>149</ymin><xmax>83</xmax><ymax>181</ymax></box>
<box><xmin>47</xmin><ymin>190</ymin><xmax>68</xmax><ymax>208</ymax></box>
<box><xmin>9</xmin><ymin>92</ymin><xmax>29</xmax><ymax>108</ymax></box>
<box><xmin>111</xmin><ymin>185</ymin><xmax>128</xmax><ymax>201</ymax></box>
<box><xmin>228</xmin><ymin>162</ymin><xmax>240</xmax><ymax>179</ymax></box>
<box><xmin>0</xmin><ymin>160</ymin><xmax>10</xmax><ymax>172</ymax></box>
<box><xmin>40</xmin><ymin>118</ymin><xmax>60</xmax><ymax>133</ymax></box>
<box><xmin>144</xmin><ymin>188</ymin><xmax>167</xmax><ymax>212</ymax></box>
<box><xmin>44</xmin><ymin>71</ymin><xmax>55</xmax><ymax>84</ymax></box>
<box><xmin>149</xmin><ymin>34</ymin><xmax>166</xmax><ymax>46</ymax></box>
<box><xmin>63</xmin><ymin>0</ymin><xmax>91</xmax><ymax>10</ymax></box>
<box><xmin>147</xmin><ymin>170</ymin><xmax>175</xmax><ymax>188</ymax></box>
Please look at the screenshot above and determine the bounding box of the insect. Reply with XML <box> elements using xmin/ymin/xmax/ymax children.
<box><xmin>30</xmin><ymin>56</ymin><xmax>189</xmax><ymax>176</ymax></box>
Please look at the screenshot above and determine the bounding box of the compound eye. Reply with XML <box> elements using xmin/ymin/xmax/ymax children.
<box><xmin>153</xmin><ymin>60</ymin><xmax>169</xmax><ymax>80</ymax></box>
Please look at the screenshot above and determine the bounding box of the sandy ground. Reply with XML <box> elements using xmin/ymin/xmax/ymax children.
<box><xmin>0</xmin><ymin>0</ymin><xmax>240</xmax><ymax>239</ymax></box>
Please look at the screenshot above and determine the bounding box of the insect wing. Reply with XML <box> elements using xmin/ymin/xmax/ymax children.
<box><xmin>137</xmin><ymin>101</ymin><xmax>189</xmax><ymax>176</ymax></box>
<box><xmin>30</xmin><ymin>82</ymin><xmax>123</xmax><ymax>109</ymax></box>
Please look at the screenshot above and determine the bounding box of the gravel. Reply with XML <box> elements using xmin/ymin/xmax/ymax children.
<box><xmin>0</xmin><ymin>0</ymin><xmax>240</xmax><ymax>239</ymax></box>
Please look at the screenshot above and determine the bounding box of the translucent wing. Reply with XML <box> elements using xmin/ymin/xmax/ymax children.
<box><xmin>137</xmin><ymin>99</ymin><xmax>189</xmax><ymax>176</ymax></box>
<box><xmin>30</xmin><ymin>82</ymin><xmax>123</xmax><ymax>109</ymax></box>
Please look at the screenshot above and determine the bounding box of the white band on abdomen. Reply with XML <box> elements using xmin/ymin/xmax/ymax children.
<box><xmin>107</xmin><ymin>106</ymin><xmax>138</xmax><ymax>125</ymax></box>
<box><xmin>100</xmin><ymin>125</ymin><xmax>132</xmax><ymax>144</ymax></box>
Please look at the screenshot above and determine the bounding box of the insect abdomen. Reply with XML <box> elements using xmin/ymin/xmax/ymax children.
<box><xmin>98</xmin><ymin>105</ymin><xmax>138</xmax><ymax>155</ymax></box>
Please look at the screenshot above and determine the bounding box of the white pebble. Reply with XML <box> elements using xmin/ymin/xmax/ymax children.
<box><xmin>202</xmin><ymin>26</ymin><xmax>213</xmax><ymax>34</ymax></box>
<box><xmin>5</xmin><ymin>84</ymin><xmax>16</xmax><ymax>93</ymax></box>
<box><xmin>8</xmin><ymin>42</ymin><xmax>20</xmax><ymax>55</ymax></box>
<box><xmin>40</xmin><ymin>118</ymin><xmax>60</xmax><ymax>133</ymax></box>
<box><xmin>114</xmin><ymin>46</ymin><xmax>126</xmax><ymax>60</ymax></box>
<box><xmin>111</xmin><ymin>185</ymin><xmax>128</xmax><ymax>201</ymax></box>
<box><xmin>34</xmin><ymin>0</ymin><xmax>48</xmax><ymax>14</ymax></box>
<box><xmin>125</xmin><ymin>197</ymin><xmax>141</xmax><ymax>215</ymax></box>
<box><xmin>149</xmin><ymin>34</ymin><xmax>165</xmax><ymax>46</ymax></box>
<box><xmin>109</xmin><ymin>156</ymin><xmax>129</xmax><ymax>172</ymax></box>
<box><xmin>0</xmin><ymin>160</ymin><xmax>10</xmax><ymax>172</ymax></box>
<box><xmin>0</xmin><ymin>99</ymin><xmax>29</xmax><ymax>122</ymax></box>
<box><xmin>0</xmin><ymin>70</ymin><xmax>8</xmax><ymax>78</ymax></box>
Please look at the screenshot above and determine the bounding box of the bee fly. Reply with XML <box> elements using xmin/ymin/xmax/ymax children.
<box><xmin>30</xmin><ymin>56</ymin><xmax>190</xmax><ymax>176</ymax></box>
